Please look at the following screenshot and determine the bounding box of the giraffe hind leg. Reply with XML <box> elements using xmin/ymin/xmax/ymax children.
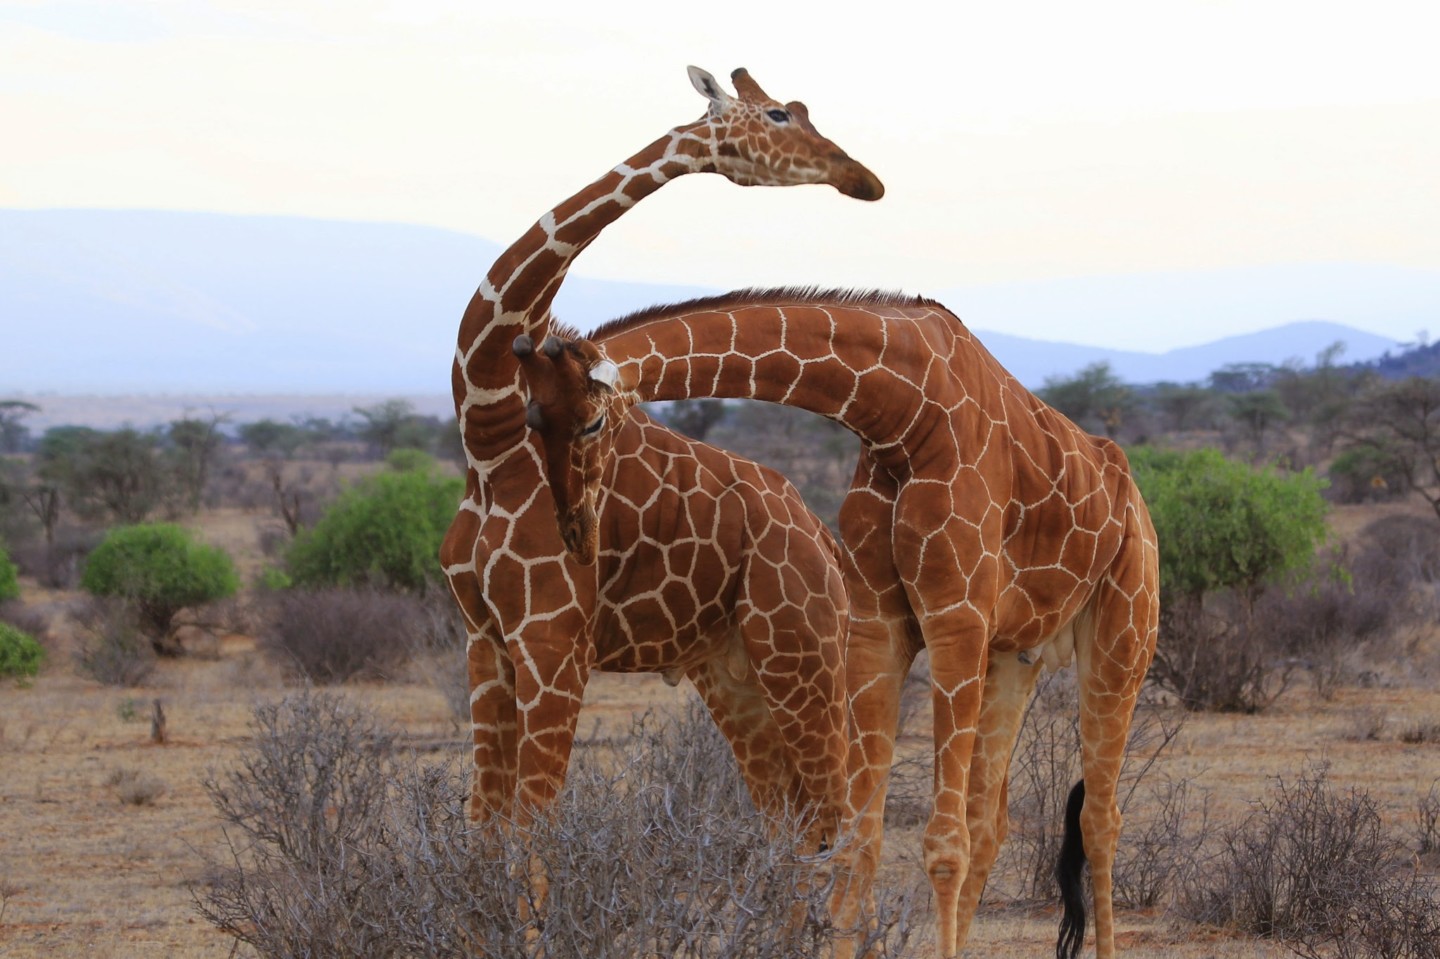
<box><xmin>955</xmin><ymin>647</ymin><xmax>1043</xmax><ymax>951</ymax></box>
<box><xmin>1070</xmin><ymin>537</ymin><xmax>1160</xmax><ymax>959</ymax></box>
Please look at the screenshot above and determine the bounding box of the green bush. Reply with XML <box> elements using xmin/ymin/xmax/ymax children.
<box><xmin>1130</xmin><ymin>447</ymin><xmax>1329</xmax><ymax>603</ymax></box>
<box><xmin>0</xmin><ymin>622</ymin><xmax>43</xmax><ymax>679</ymax></box>
<box><xmin>1129</xmin><ymin>447</ymin><xmax>1331</xmax><ymax>711</ymax></box>
<box><xmin>0</xmin><ymin>543</ymin><xmax>18</xmax><ymax>603</ymax></box>
<box><xmin>287</xmin><ymin>468</ymin><xmax>462</xmax><ymax>593</ymax></box>
<box><xmin>81</xmin><ymin>523</ymin><xmax>238</xmax><ymax>636</ymax></box>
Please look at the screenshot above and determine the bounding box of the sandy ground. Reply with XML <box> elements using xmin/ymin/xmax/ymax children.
<box><xmin>2</xmin><ymin>632</ymin><xmax>1436</xmax><ymax>958</ymax></box>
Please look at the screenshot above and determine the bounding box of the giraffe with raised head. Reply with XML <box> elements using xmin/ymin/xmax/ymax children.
<box><xmin>516</xmin><ymin>288</ymin><xmax>1160</xmax><ymax>959</ymax></box>
<box><xmin>438</xmin><ymin>68</ymin><xmax>882</xmax><ymax>856</ymax></box>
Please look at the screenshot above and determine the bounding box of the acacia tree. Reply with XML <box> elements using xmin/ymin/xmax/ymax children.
<box><xmin>169</xmin><ymin>411</ymin><xmax>229</xmax><ymax>513</ymax></box>
<box><xmin>39</xmin><ymin>426</ymin><xmax>164</xmax><ymax>524</ymax></box>
<box><xmin>1038</xmin><ymin>361</ymin><xmax>1134</xmax><ymax>438</ymax></box>
<box><xmin>1130</xmin><ymin>447</ymin><xmax>1329</xmax><ymax>711</ymax></box>
<box><xmin>0</xmin><ymin>400</ymin><xmax>39</xmax><ymax>454</ymax></box>
<box><xmin>661</xmin><ymin>399</ymin><xmax>727</xmax><ymax>441</ymax></box>
<box><xmin>1226</xmin><ymin>390</ymin><xmax>1290</xmax><ymax>454</ymax></box>
<box><xmin>352</xmin><ymin>400</ymin><xmax>437</xmax><ymax>458</ymax></box>
<box><xmin>1340</xmin><ymin>376</ymin><xmax>1440</xmax><ymax>522</ymax></box>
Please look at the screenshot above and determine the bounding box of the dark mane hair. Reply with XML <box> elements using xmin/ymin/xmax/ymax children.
<box><xmin>580</xmin><ymin>287</ymin><xmax>943</xmax><ymax>342</ymax></box>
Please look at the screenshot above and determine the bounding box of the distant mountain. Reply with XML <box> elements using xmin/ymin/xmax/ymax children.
<box><xmin>976</xmin><ymin>321</ymin><xmax>1405</xmax><ymax>388</ymax></box>
<box><xmin>1</xmin><ymin>210</ymin><xmax>1420</xmax><ymax>402</ymax></box>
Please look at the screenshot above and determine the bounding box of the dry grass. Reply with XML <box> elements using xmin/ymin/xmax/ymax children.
<box><xmin>0</xmin><ymin>500</ymin><xmax>1437</xmax><ymax>958</ymax></box>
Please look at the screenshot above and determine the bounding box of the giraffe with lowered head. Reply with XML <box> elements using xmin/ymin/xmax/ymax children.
<box><xmin>438</xmin><ymin>68</ymin><xmax>882</xmax><ymax>860</ymax></box>
<box><xmin>517</xmin><ymin>288</ymin><xmax>1160</xmax><ymax>959</ymax></box>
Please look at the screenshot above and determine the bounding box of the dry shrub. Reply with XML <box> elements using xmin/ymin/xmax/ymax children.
<box><xmin>1252</xmin><ymin>555</ymin><xmax>1400</xmax><ymax>700</ymax></box>
<box><xmin>1419</xmin><ymin>780</ymin><xmax>1440</xmax><ymax>865</ymax></box>
<box><xmin>1179</xmin><ymin>763</ymin><xmax>1440</xmax><ymax>958</ymax></box>
<box><xmin>10</xmin><ymin>526</ymin><xmax>102</xmax><ymax>590</ymax></box>
<box><xmin>196</xmin><ymin>691</ymin><xmax>923</xmax><ymax>959</ymax></box>
<box><xmin>1358</xmin><ymin>515</ymin><xmax>1440</xmax><ymax>588</ymax></box>
<box><xmin>72</xmin><ymin>597</ymin><xmax>156</xmax><ymax>687</ymax></box>
<box><xmin>1151</xmin><ymin>595</ymin><xmax>1297</xmax><ymax>713</ymax></box>
<box><xmin>0</xmin><ymin>601</ymin><xmax>49</xmax><ymax>640</ymax></box>
<box><xmin>106</xmin><ymin>767</ymin><xmax>167</xmax><ymax>806</ymax></box>
<box><xmin>259</xmin><ymin>587</ymin><xmax>423</xmax><ymax>683</ymax></box>
<box><xmin>406</xmin><ymin>592</ymin><xmax>470</xmax><ymax>725</ymax></box>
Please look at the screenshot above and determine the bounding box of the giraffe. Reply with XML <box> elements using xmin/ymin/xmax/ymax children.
<box><xmin>515</xmin><ymin>288</ymin><xmax>1160</xmax><ymax>959</ymax></box>
<box><xmin>438</xmin><ymin>67</ymin><xmax>881</xmax><ymax>858</ymax></box>
<box><xmin>512</xmin><ymin>329</ymin><xmax>856</xmax><ymax>853</ymax></box>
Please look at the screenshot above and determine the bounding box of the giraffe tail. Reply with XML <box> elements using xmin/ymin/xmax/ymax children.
<box><xmin>1055</xmin><ymin>778</ymin><xmax>1087</xmax><ymax>959</ymax></box>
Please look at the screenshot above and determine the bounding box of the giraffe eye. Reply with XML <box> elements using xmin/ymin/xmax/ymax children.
<box><xmin>765</xmin><ymin>108</ymin><xmax>790</xmax><ymax>123</ymax></box>
<box><xmin>578</xmin><ymin>413</ymin><xmax>606</xmax><ymax>438</ymax></box>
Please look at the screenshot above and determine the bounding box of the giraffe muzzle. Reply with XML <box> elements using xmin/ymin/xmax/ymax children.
<box><xmin>835</xmin><ymin>161</ymin><xmax>885</xmax><ymax>202</ymax></box>
<box><xmin>558</xmin><ymin>503</ymin><xmax>599</xmax><ymax>565</ymax></box>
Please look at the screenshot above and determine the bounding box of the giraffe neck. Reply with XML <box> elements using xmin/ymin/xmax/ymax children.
<box><xmin>599</xmin><ymin>298</ymin><xmax>1012</xmax><ymax>473</ymax></box>
<box><xmin>453</xmin><ymin>118</ymin><xmax>716</xmax><ymax>458</ymax></box>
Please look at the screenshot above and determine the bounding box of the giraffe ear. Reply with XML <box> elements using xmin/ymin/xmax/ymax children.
<box><xmin>588</xmin><ymin>359</ymin><xmax>621</xmax><ymax>392</ymax></box>
<box><xmin>688</xmin><ymin>66</ymin><xmax>731</xmax><ymax>107</ymax></box>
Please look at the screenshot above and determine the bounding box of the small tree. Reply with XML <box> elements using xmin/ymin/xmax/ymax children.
<box><xmin>1151</xmin><ymin>382</ymin><xmax>1221</xmax><ymax>433</ymax></box>
<box><xmin>168</xmin><ymin>412</ymin><xmax>229</xmax><ymax>513</ymax></box>
<box><xmin>81</xmin><ymin>524</ymin><xmax>238</xmax><ymax>644</ymax></box>
<box><xmin>287</xmin><ymin>467</ymin><xmax>462</xmax><ymax>593</ymax></box>
<box><xmin>1130</xmin><ymin>447</ymin><xmax>1329</xmax><ymax>711</ymax></box>
<box><xmin>661</xmin><ymin>399</ymin><xmax>727</xmax><ymax>441</ymax></box>
<box><xmin>1340</xmin><ymin>376</ymin><xmax>1440</xmax><ymax>523</ymax></box>
<box><xmin>1226</xmin><ymin>390</ymin><xmax>1290</xmax><ymax>454</ymax></box>
<box><xmin>0</xmin><ymin>400</ymin><xmax>39</xmax><ymax>454</ymax></box>
<box><xmin>1039</xmin><ymin>361</ymin><xmax>1133</xmax><ymax>438</ymax></box>
<box><xmin>353</xmin><ymin>399</ymin><xmax>435</xmax><ymax>458</ymax></box>
<box><xmin>40</xmin><ymin>427</ymin><xmax>165</xmax><ymax>523</ymax></box>
<box><xmin>238</xmin><ymin>418</ymin><xmax>308</xmax><ymax>458</ymax></box>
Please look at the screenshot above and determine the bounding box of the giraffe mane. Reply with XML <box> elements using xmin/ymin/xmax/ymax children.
<box><xmin>584</xmin><ymin>287</ymin><xmax>947</xmax><ymax>343</ymax></box>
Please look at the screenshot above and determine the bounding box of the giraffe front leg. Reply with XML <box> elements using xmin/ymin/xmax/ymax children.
<box><xmin>504</xmin><ymin>621</ymin><xmax>593</xmax><ymax>939</ymax></box>
<box><xmin>510</xmin><ymin>631</ymin><xmax>592</xmax><ymax>820</ymax></box>
<box><xmin>467</xmin><ymin>622</ymin><xmax>518</xmax><ymax>820</ymax></box>
<box><xmin>839</xmin><ymin>616</ymin><xmax>915</xmax><ymax>959</ymax></box>
<box><xmin>446</xmin><ymin>570</ymin><xmax>517</xmax><ymax>821</ymax></box>
<box><xmin>842</xmin><ymin>617</ymin><xmax>915</xmax><ymax>905</ymax></box>
<box><xmin>920</xmin><ymin>616</ymin><xmax>990</xmax><ymax>959</ymax></box>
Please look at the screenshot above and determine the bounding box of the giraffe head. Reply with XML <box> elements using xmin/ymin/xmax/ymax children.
<box><xmin>687</xmin><ymin>66</ymin><xmax>884</xmax><ymax>201</ymax></box>
<box><xmin>513</xmin><ymin>332</ymin><xmax>632</xmax><ymax>565</ymax></box>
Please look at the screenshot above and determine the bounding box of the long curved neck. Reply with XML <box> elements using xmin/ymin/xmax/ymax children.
<box><xmin>454</xmin><ymin>118</ymin><xmax>717</xmax><ymax>456</ymax></box>
<box><xmin>598</xmin><ymin>298</ymin><xmax>1006</xmax><ymax>469</ymax></box>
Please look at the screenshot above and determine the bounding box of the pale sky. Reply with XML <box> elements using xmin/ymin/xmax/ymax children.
<box><xmin>4</xmin><ymin>0</ymin><xmax>1439</xmax><ymax>350</ymax></box>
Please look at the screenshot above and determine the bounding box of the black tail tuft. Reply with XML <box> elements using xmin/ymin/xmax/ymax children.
<box><xmin>1055</xmin><ymin>779</ymin><xmax>1088</xmax><ymax>959</ymax></box>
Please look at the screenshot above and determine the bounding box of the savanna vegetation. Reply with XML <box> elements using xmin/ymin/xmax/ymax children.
<box><xmin>1</xmin><ymin>343</ymin><xmax>1438</xmax><ymax>957</ymax></box>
